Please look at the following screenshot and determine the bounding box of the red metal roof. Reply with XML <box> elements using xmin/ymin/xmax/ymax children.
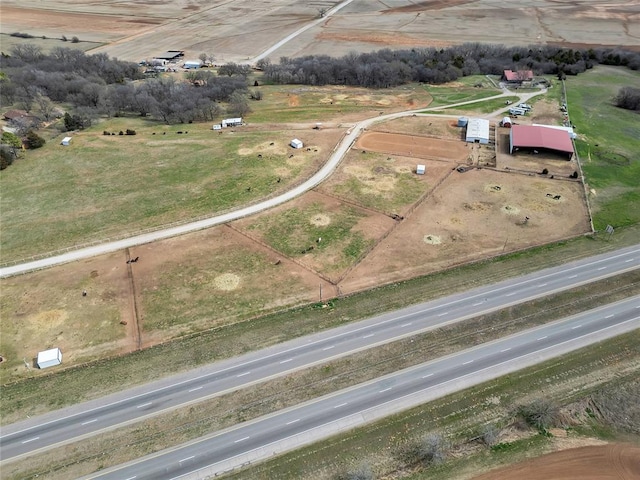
<box><xmin>510</xmin><ymin>125</ymin><xmax>574</xmax><ymax>154</ymax></box>
<box><xmin>503</xmin><ymin>70</ymin><xmax>534</xmax><ymax>82</ymax></box>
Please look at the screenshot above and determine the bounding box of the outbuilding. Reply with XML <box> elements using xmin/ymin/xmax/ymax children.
<box><xmin>290</xmin><ymin>138</ymin><xmax>303</xmax><ymax>149</ymax></box>
<box><xmin>37</xmin><ymin>347</ymin><xmax>62</xmax><ymax>369</ymax></box>
<box><xmin>509</xmin><ymin>125</ymin><xmax>574</xmax><ymax>159</ymax></box>
<box><xmin>501</xmin><ymin>117</ymin><xmax>512</xmax><ymax>128</ymax></box>
<box><xmin>416</xmin><ymin>164</ymin><xmax>426</xmax><ymax>175</ymax></box>
<box><xmin>183</xmin><ymin>60</ymin><xmax>202</xmax><ymax>69</ymax></box>
<box><xmin>61</xmin><ymin>137</ymin><xmax>72</xmax><ymax>146</ymax></box>
<box><xmin>465</xmin><ymin>118</ymin><xmax>490</xmax><ymax>144</ymax></box>
<box><xmin>212</xmin><ymin>124</ymin><xmax>222</xmax><ymax>130</ymax></box>
<box><xmin>221</xmin><ymin>118</ymin><xmax>242</xmax><ymax>128</ymax></box>
<box><xmin>457</xmin><ymin>117</ymin><xmax>468</xmax><ymax>127</ymax></box>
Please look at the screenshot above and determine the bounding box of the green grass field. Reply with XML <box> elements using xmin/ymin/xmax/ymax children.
<box><xmin>425</xmin><ymin>76</ymin><xmax>501</xmax><ymax>107</ymax></box>
<box><xmin>565</xmin><ymin>66</ymin><xmax>640</xmax><ymax>230</ymax></box>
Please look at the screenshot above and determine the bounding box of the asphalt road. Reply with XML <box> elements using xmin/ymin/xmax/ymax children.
<box><xmin>85</xmin><ymin>296</ymin><xmax>640</xmax><ymax>480</ymax></box>
<box><xmin>2</xmin><ymin>245</ymin><xmax>638</xmax><ymax>462</ymax></box>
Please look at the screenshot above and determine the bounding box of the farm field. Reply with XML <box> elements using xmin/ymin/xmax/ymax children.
<box><xmin>1</xmin><ymin>1</ymin><xmax>639</xmax><ymax>63</ymax></box>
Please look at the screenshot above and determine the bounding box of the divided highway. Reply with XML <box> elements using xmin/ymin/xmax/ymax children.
<box><xmin>87</xmin><ymin>296</ymin><xmax>640</xmax><ymax>479</ymax></box>
<box><xmin>2</xmin><ymin>245</ymin><xmax>638</xmax><ymax>462</ymax></box>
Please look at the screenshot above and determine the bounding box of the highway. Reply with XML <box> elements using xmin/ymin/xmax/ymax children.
<box><xmin>2</xmin><ymin>245</ymin><xmax>638</xmax><ymax>462</ymax></box>
<box><xmin>85</xmin><ymin>296</ymin><xmax>640</xmax><ymax>480</ymax></box>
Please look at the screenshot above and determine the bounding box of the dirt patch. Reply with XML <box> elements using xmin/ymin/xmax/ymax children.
<box><xmin>214</xmin><ymin>273</ymin><xmax>241</xmax><ymax>291</ymax></box>
<box><xmin>310</xmin><ymin>214</ymin><xmax>331</xmax><ymax>226</ymax></box>
<box><xmin>423</xmin><ymin>234</ymin><xmax>442</xmax><ymax>245</ymax></box>
<box><xmin>357</xmin><ymin>132</ymin><xmax>468</xmax><ymax>161</ymax></box>
<box><xmin>315</xmin><ymin>31</ymin><xmax>452</xmax><ymax>48</ymax></box>
<box><xmin>472</xmin><ymin>444</ymin><xmax>640</xmax><ymax>480</ymax></box>
<box><xmin>384</xmin><ymin>0</ymin><xmax>476</xmax><ymax>13</ymax></box>
<box><xmin>238</xmin><ymin>141</ymin><xmax>288</xmax><ymax>156</ymax></box>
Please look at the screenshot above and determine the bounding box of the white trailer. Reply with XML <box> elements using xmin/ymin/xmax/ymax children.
<box><xmin>37</xmin><ymin>348</ymin><xmax>62</xmax><ymax>369</ymax></box>
<box><xmin>509</xmin><ymin>107</ymin><xmax>527</xmax><ymax>116</ymax></box>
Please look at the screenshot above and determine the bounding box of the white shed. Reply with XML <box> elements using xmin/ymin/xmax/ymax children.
<box><xmin>61</xmin><ymin>137</ymin><xmax>72</xmax><ymax>146</ymax></box>
<box><xmin>416</xmin><ymin>164</ymin><xmax>426</xmax><ymax>175</ymax></box>
<box><xmin>183</xmin><ymin>60</ymin><xmax>202</xmax><ymax>69</ymax></box>
<box><xmin>290</xmin><ymin>138</ymin><xmax>303</xmax><ymax>149</ymax></box>
<box><xmin>212</xmin><ymin>124</ymin><xmax>222</xmax><ymax>130</ymax></box>
<box><xmin>221</xmin><ymin>118</ymin><xmax>242</xmax><ymax>128</ymax></box>
<box><xmin>37</xmin><ymin>347</ymin><xmax>62</xmax><ymax>369</ymax></box>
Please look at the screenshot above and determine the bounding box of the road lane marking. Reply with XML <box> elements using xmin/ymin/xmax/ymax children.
<box><xmin>437</xmin><ymin>312</ymin><xmax>449</xmax><ymax>317</ymax></box>
<box><xmin>463</xmin><ymin>360</ymin><xmax>474</xmax><ymax>365</ymax></box>
<box><xmin>505</xmin><ymin>292</ymin><xmax>516</xmax><ymax>297</ymax></box>
<box><xmin>568</xmin><ymin>274</ymin><xmax>578</xmax><ymax>279</ymax></box>
<box><xmin>179</xmin><ymin>456</ymin><xmax>195</xmax><ymax>463</ymax></box>
<box><xmin>124</xmin><ymin>477</ymin><xmax>137</xmax><ymax>480</ymax></box>
<box><xmin>538</xmin><ymin>283</ymin><xmax>547</xmax><ymax>287</ymax></box>
<box><xmin>401</xmin><ymin>322</ymin><xmax>412</xmax><ymax>327</ymax></box>
<box><xmin>422</xmin><ymin>373</ymin><xmax>433</xmax><ymax>379</ymax></box>
<box><xmin>136</xmin><ymin>402</ymin><xmax>152</xmax><ymax>409</ymax></box>
<box><xmin>237</xmin><ymin>371</ymin><xmax>251</xmax><ymax>377</ymax></box>
<box><xmin>81</xmin><ymin>419</ymin><xmax>97</xmax><ymax>426</ymax></box>
<box><xmin>500</xmin><ymin>348</ymin><xmax>511</xmax><ymax>352</ymax></box>
<box><xmin>234</xmin><ymin>436</ymin><xmax>250</xmax><ymax>443</ymax></box>
<box><xmin>363</xmin><ymin>333</ymin><xmax>375</xmax><ymax>339</ymax></box>
<box><xmin>21</xmin><ymin>437</ymin><xmax>39</xmax><ymax>444</ymax></box>
<box><xmin>188</xmin><ymin>386</ymin><xmax>203</xmax><ymax>392</ymax></box>
<box><xmin>625</xmin><ymin>258</ymin><xmax>634</xmax><ymax>262</ymax></box>
<box><xmin>473</xmin><ymin>302</ymin><xmax>484</xmax><ymax>306</ymax></box>
<box><xmin>379</xmin><ymin>387</ymin><xmax>392</xmax><ymax>393</ymax></box>
<box><xmin>322</xmin><ymin>345</ymin><xmax>335</xmax><ymax>351</ymax></box>
<box><xmin>280</xmin><ymin>358</ymin><xmax>293</xmax><ymax>364</ymax></box>
<box><xmin>597</xmin><ymin>266</ymin><xmax>606</xmax><ymax>270</ymax></box>
<box><xmin>571</xmin><ymin>325</ymin><xmax>582</xmax><ymax>329</ymax></box>
<box><xmin>537</xmin><ymin>336</ymin><xmax>548</xmax><ymax>341</ymax></box>
<box><xmin>286</xmin><ymin>419</ymin><xmax>300</xmax><ymax>425</ymax></box>
<box><xmin>334</xmin><ymin>403</ymin><xmax>348</xmax><ymax>408</ymax></box>
<box><xmin>605</xmin><ymin>314</ymin><xmax>614</xmax><ymax>319</ymax></box>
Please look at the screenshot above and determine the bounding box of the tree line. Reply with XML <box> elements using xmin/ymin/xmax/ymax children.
<box><xmin>258</xmin><ymin>43</ymin><xmax>640</xmax><ymax>87</ymax></box>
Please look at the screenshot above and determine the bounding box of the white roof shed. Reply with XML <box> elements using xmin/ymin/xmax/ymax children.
<box><xmin>416</xmin><ymin>164</ymin><xmax>426</xmax><ymax>175</ymax></box>
<box><xmin>37</xmin><ymin>347</ymin><xmax>62</xmax><ymax>369</ymax></box>
<box><xmin>465</xmin><ymin>118</ymin><xmax>490</xmax><ymax>144</ymax></box>
<box><xmin>61</xmin><ymin>137</ymin><xmax>72</xmax><ymax>146</ymax></box>
<box><xmin>290</xmin><ymin>138</ymin><xmax>303</xmax><ymax>149</ymax></box>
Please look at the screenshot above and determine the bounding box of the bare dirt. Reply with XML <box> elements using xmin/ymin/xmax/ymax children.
<box><xmin>472</xmin><ymin>444</ymin><xmax>640</xmax><ymax>480</ymax></box>
<box><xmin>356</xmin><ymin>132</ymin><xmax>468</xmax><ymax>162</ymax></box>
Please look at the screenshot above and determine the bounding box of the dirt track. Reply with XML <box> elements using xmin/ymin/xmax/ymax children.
<box><xmin>357</xmin><ymin>131</ymin><xmax>468</xmax><ymax>161</ymax></box>
<box><xmin>473</xmin><ymin>444</ymin><xmax>640</xmax><ymax>480</ymax></box>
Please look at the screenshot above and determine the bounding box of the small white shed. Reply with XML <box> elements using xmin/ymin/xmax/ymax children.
<box><xmin>416</xmin><ymin>164</ymin><xmax>426</xmax><ymax>175</ymax></box>
<box><xmin>290</xmin><ymin>138</ymin><xmax>303</xmax><ymax>149</ymax></box>
<box><xmin>212</xmin><ymin>124</ymin><xmax>222</xmax><ymax>130</ymax></box>
<box><xmin>61</xmin><ymin>137</ymin><xmax>72</xmax><ymax>146</ymax></box>
<box><xmin>183</xmin><ymin>60</ymin><xmax>202</xmax><ymax>69</ymax></box>
<box><xmin>37</xmin><ymin>347</ymin><xmax>62</xmax><ymax>369</ymax></box>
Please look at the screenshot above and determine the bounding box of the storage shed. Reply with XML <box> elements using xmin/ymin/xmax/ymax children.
<box><xmin>221</xmin><ymin>118</ymin><xmax>242</xmax><ymax>128</ymax></box>
<box><xmin>290</xmin><ymin>138</ymin><xmax>303</xmax><ymax>149</ymax></box>
<box><xmin>37</xmin><ymin>347</ymin><xmax>62</xmax><ymax>369</ymax></box>
<box><xmin>212</xmin><ymin>124</ymin><xmax>222</xmax><ymax>130</ymax></box>
<box><xmin>465</xmin><ymin>118</ymin><xmax>490</xmax><ymax>144</ymax></box>
<box><xmin>61</xmin><ymin>137</ymin><xmax>72</xmax><ymax>146</ymax></box>
<box><xmin>457</xmin><ymin>117</ymin><xmax>468</xmax><ymax>127</ymax></box>
<box><xmin>183</xmin><ymin>60</ymin><xmax>202</xmax><ymax>69</ymax></box>
<box><xmin>416</xmin><ymin>164</ymin><xmax>426</xmax><ymax>175</ymax></box>
<box><xmin>501</xmin><ymin>117</ymin><xmax>512</xmax><ymax>128</ymax></box>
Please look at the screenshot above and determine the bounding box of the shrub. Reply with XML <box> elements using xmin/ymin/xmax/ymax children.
<box><xmin>334</xmin><ymin>462</ymin><xmax>374</xmax><ymax>480</ymax></box>
<box><xmin>125</xmin><ymin>129</ymin><xmax>136</xmax><ymax>135</ymax></box>
<box><xmin>71</xmin><ymin>36</ymin><xmax>80</xmax><ymax>43</ymax></box>
<box><xmin>24</xmin><ymin>129</ymin><xmax>45</xmax><ymax>149</ymax></box>
<box><xmin>516</xmin><ymin>399</ymin><xmax>559</xmax><ymax>430</ymax></box>
<box><xmin>103</xmin><ymin>130</ymin><xmax>111</xmax><ymax>136</ymax></box>
<box><xmin>396</xmin><ymin>433</ymin><xmax>448</xmax><ymax>467</ymax></box>
<box><xmin>118</xmin><ymin>130</ymin><xmax>124</xmax><ymax>135</ymax></box>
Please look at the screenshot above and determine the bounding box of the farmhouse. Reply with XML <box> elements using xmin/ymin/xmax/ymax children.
<box><xmin>503</xmin><ymin>69</ymin><xmax>534</xmax><ymax>84</ymax></box>
<box><xmin>465</xmin><ymin>118</ymin><xmax>490</xmax><ymax>144</ymax></box>
<box><xmin>37</xmin><ymin>347</ymin><xmax>62</xmax><ymax>369</ymax></box>
<box><xmin>509</xmin><ymin>125</ymin><xmax>574</xmax><ymax>159</ymax></box>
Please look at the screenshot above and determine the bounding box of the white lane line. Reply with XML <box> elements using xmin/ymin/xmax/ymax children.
<box><xmin>286</xmin><ymin>419</ymin><xmax>300</xmax><ymax>425</ymax></box>
<box><xmin>21</xmin><ymin>437</ymin><xmax>40</xmax><ymax>444</ymax></box>
<box><xmin>538</xmin><ymin>283</ymin><xmax>547</xmax><ymax>287</ymax></box>
<box><xmin>334</xmin><ymin>402</ymin><xmax>348</xmax><ymax>409</ymax></box>
<box><xmin>280</xmin><ymin>358</ymin><xmax>293</xmax><ymax>364</ymax></box>
<box><xmin>124</xmin><ymin>477</ymin><xmax>137</xmax><ymax>480</ymax></box>
<box><xmin>505</xmin><ymin>292</ymin><xmax>517</xmax><ymax>297</ymax></box>
<box><xmin>401</xmin><ymin>322</ymin><xmax>412</xmax><ymax>327</ymax></box>
<box><xmin>179</xmin><ymin>456</ymin><xmax>195</xmax><ymax>463</ymax></box>
<box><xmin>379</xmin><ymin>387</ymin><xmax>392</xmax><ymax>393</ymax></box>
<box><xmin>473</xmin><ymin>302</ymin><xmax>484</xmax><ymax>306</ymax></box>
<box><xmin>538</xmin><ymin>336</ymin><xmax>548</xmax><ymax>341</ymax></box>
<box><xmin>571</xmin><ymin>325</ymin><xmax>582</xmax><ymax>329</ymax></box>
<box><xmin>597</xmin><ymin>266</ymin><xmax>607</xmax><ymax>270</ymax></box>
<box><xmin>605</xmin><ymin>314</ymin><xmax>614</xmax><ymax>318</ymax></box>
<box><xmin>568</xmin><ymin>274</ymin><xmax>578</xmax><ymax>279</ymax></box>
<box><xmin>81</xmin><ymin>419</ymin><xmax>97</xmax><ymax>426</ymax></box>
<box><xmin>237</xmin><ymin>371</ymin><xmax>251</xmax><ymax>377</ymax></box>
<box><xmin>323</xmin><ymin>345</ymin><xmax>335</xmax><ymax>351</ymax></box>
<box><xmin>234</xmin><ymin>436</ymin><xmax>250</xmax><ymax>443</ymax></box>
<box><xmin>188</xmin><ymin>386</ymin><xmax>203</xmax><ymax>392</ymax></box>
<box><xmin>136</xmin><ymin>402</ymin><xmax>152</xmax><ymax>409</ymax></box>
<box><xmin>437</xmin><ymin>312</ymin><xmax>449</xmax><ymax>317</ymax></box>
<box><xmin>636</xmin><ymin>305</ymin><xmax>640</xmax><ymax>309</ymax></box>
<box><xmin>363</xmin><ymin>333</ymin><xmax>375</xmax><ymax>339</ymax></box>
<box><xmin>422</xmin><ymin>373</ymin><xmax>433</xmax><ymax>379</ymax></box>
<box><xmin>501</xmin><ymin>348</ymin><xmax>511</xmax><ymax>352</ymax></box>
<box><xmin>625</xmin><ymin>258</ymin><xmax>635</xmax><ymax>263</ymax></box>
<box><xmin>463</xmin><ymin>360</ymin><xmax>474</xmax><ymax>365</ymax></box>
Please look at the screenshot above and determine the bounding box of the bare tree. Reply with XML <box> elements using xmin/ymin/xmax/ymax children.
<box><xmin>34</xmin><ymin>93</ymin><xmax>57</xmax><ymax>121</ymax></box>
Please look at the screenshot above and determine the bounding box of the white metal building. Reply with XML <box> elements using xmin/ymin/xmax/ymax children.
<box><xmin>61</xmin><ymin>137</ymin><xmax>72</xmax><ymax>146</ymax></box>
<box><xmin>37</xmin><ymin>347</ymin><xmax>62</xmax><ymax>369</ymax></box>
<box><xmin>465</xmin><ymin>118</ymin><xmax>490</xmax><ymax>144</ymax></box>
<box><xmin>416</xmin><ymin>164</ymin><xmax>426</xmax><ymax>175</ymax></box>
<box><xmin>183</xmin><ymin>60</ymin><xmax>202</xmax><ymax>69</ymax></box>
<box><xmin>290</xmin><ymin>138</ymin><xmax>303</xmax><ymax>149</ymax></box>
<box><xmin>221</xmin><ymin>118</ymin><xmax>242</xmax><ymax>128</ymax></box>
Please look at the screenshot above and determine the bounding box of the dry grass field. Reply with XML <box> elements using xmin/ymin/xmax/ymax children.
<box><xmin>1</xmin><ymin>1</ymin><xmax>638</xmax><ymax>62</ymax></box>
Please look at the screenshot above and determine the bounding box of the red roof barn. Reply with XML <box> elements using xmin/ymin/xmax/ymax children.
<box><xmin>509</xmin><ymin>125</ymin><xmax>574</xmax><ymax>159</ymax></box>
<box><xmin>503</xmin><ymin>70</ymin><xmax>534</xmax><ymax>83</ymax></box>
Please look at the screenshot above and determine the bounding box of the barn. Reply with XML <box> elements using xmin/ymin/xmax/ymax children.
<box><xmin>509</xmin><ymin>125</ymin><xmax>574</xmax><ymax>159</ymax></box>
<box><xmin>465</xmin><ymin>118</ymin><xmax>490</xmax><ymax>144</ymax></box>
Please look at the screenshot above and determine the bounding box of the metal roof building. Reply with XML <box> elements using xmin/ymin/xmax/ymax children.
<box><xmin>465</xmin><ymin>118</ymin><xmax>490</xmax><ymax>144</ymax></box>
<box><xmin>509</xmin><ymin>125</ymin><xmax>574</xmax><ymax>159</ymax></box>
